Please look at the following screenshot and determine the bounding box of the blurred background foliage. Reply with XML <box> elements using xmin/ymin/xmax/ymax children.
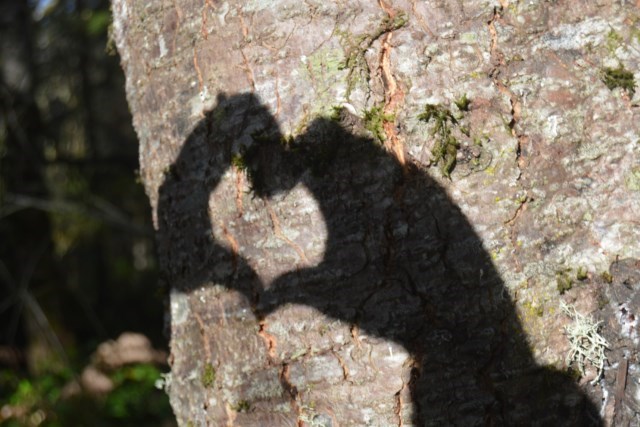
<box><xmin>0</xmin><ymin>0</ymin><xmax>172</xmax><ymax>425</ymax></box>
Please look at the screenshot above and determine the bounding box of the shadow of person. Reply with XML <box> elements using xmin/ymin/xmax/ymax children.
<box><xmin>156</xmin><ymin>93</ymin><xmax>275</xmax><ymax>302</ymax></box>
<box><xmin>158</xmin><ymin>93</ymin><xmax>602</xmax><ymax>425</ymax></box>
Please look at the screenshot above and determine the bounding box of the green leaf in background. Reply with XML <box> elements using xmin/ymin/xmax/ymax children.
<box><xmin>83</xmin><ymin>10</ymin><xmax>111</xmax><ymax>37</ymax></box>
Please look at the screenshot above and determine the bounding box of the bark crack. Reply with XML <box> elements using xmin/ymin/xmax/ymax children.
<box><xmin>193</xmin><ymin>47</ymin><xmax>204</xmax><ymax>92</ymax></box>
<box><xmin>488</xmin><ymin>5</ymin><xmax>530</xmax><ymax>263</ymax></box>
<box><xmin>258</xmin><ymin>319</ymin><xmax>277</xmax><ymax>361</ymax></box>
<box><xmin>394</xmin><ymin>379</ymin><xmax>407</xmax><ymax>427</ymax></box>
<box><xmin>224</xmin><ymin>402</ymin><xmax>237</xmax><ymax>427</ymax></box>
<box><xmin>218</xmin><ymin>220</ymin><xmax>239</xmax><ymax>275</ymax></box>
<box><xmin>201</xmin><ymin>0</ymin><xmax>216</xmax><ymax>39</ymax></box>
<box><xmin>378</xmin><ymin>0</ymin><xmax>407</xmax><ymax>171</ymax></box>
<box><xmin>265</xmin><ymin>201</ymin><xmax>310</xmax><ymax>265</ymax></box>
<box><xmin>238</xmin><ymin>48</ymin><xmax>256</xmax><ymax>92</ymax></box>
<box><xmin>232</xmin><ymin>168</ymin><xmax>244</xmax><ymax>217</ymax></box>
<box><xmin>279</xmin><ymin>363</ymin><xmax>303</xmax><ymax>426</ymax></box>
<box><xmin>410</xmin><ymin>0</ymin><xmax>435</xmax><ymax>38</ymax></box>
<box><xmin>331</xmin><ymin>350</ymin><xmax>352</xmax><ymax>382</ymax></box>
<box><xmin>194</xmin><ymin>311</ymin><xmax>214</xmax><ymax>426</ymax></box>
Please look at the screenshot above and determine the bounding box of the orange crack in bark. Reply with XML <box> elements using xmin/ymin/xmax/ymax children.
<box><xmin>218</xmin><ymin>221</ymin><xmax>239</xmax><ymax>274</ymax></box>
<box><xmin>224</xmin><ymin>402</ymin><xmax>237</xmax><ymax>427</ymax></box>
<box><xmin>487</xmin><ymin>7</ymin><xmax>503</xmax><ymax>66</ymax></box>
<box><xmin>237</xmin><ymin>14</ymin><xmax>257</xmax><ymax>91</ymax></box>
<box><xmin>378</xmin><ymin>1</ymin><xmax>407</xmax><ymax>172</ymax></box>
<box><xmin>232</xmin><ymin>168</ymin><xmax>244</xmax><ymax>217</ymax></box>
<box><xmin>504</xmin><ymin>196</ymin><xmax>529</xmax><ymax>226</ymax></box>
<box><xmin>265</xmin><ymin>201</ymin><xmax>309</xmax><ymax>265</ymax></box>
<box><xmin>332</xmin><ymin>350</ymin><xmax>351</xmax><ymax>381</ymax></box>
<box><xmin>193</xmin><ymin>312</ymin><xmax>212</xmax><ymax>361</ymax></box>
<box><xmin>350</xmin><ymin>324</ymin><xmax>362</xmax><ymax>349</ymax></box>
<box><xmin>274</xmin><ymin>71</ymin><xmax>282</xmax><ymax>118</ymax></box>
<box><xmin>239</xmin><ymin>49</ymin><xmax>256</xmax><ymax>92</ymax></box>
<box><xmin>280</xmin><ymin>363</ymin><xmax>302</xmax><ymax>426</ymax></box>
<box><xmin>201</xmin><ymin>0</ymin><xmax>216</xmax><ymax>39</ymax></box>
<box><xmin>410</xmin><ymin>0</ymin><xmax>435</xmax><ymax>38</ymax></box>
<box><xmin>194</xmin><ymin>311</ymin><xmax>215</xmax><ymax>425</ymax></box>
<box><xmin>193</xmin><ymin>47</ymin><xmax>204</xmax><ymax>92</ymax></box>
<box><xmin>488</xmin><ymin>7</ymin><xmax>531</xmax><ymax>272</ymax></box>
<box><xmin>395</xmin><ymin>381</ymin><xmax>407</xmax><ymax>427</ymax></box>
<box><xmin>258</xmin><ymin>320</ymin><xmax>277</xmax><ymax>360</ymax></box>
<box><xmin>171</xmin><ymin>0</ymin><xmax>183</xmax><ymax>53</ymax></box>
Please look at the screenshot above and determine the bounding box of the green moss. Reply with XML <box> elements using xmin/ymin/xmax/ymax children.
<box><xmin>601</xmin><ymin>65</ymin><xmax>636</xmax><ymax>96</ymax></box>
<box><xmin>454</xmin><ymin>93</ymin><xmax>471</xmax><ymax>112</ymax></box>
<box><xmin>632</xmin><ymin>22</ymin><xmax>640</xmax><ymax>45</ymax></box>
<box><xmin>601</xmin><ymin>271</ymin><xmax>613</xmax><ymax>284</ymax></box>
<box><xmin>606</xmin><ymin>29</ymin><xmax>623</xmax><ymax>53</ymax></box>
<box><xmin>418</xmin><ymin>103</ymin><xmax>460</xmax><ymax>178</ymax></box>
<box><xmin>522</xmin><ymin>300</ymin><xmax>544</xmax><ymax>317</ymax></box>
<box><xmin>280</xmin><ymin>134</ymin><xmax>295</xmax><ymax>148</ymax></box>
<box><xmin>232</xmin><ymin>400</ymin><xmax>250</xmax><ymax>412</ymax></box>
<box><xmin>163</xmin><ymin>164</ymin><xmax>178</xmax><ymax>180</ymax></box>
<box><xmin>363</xmin><ymin>106</ymin><xmax>394</xmax><ymax>144</ymax></box>
<box><xmin>201</xmin><ymin>364</ymin><xmax>216</xmax><ymax>389</ymax></box>
<box><xmin>212</xmin><ymin>105</ymin><xmax>226</xmax><ymax>125</ymax></box>
<box><xmin>556</xmin><ymin>272</ymin><xmax>573</xmax><ymax>294</ymax></box>
<box><xmin>508</xmin><ymin>54</ymin><xmax>524</xmax><ymax>64</ymax></box>
<box><xmin>329</xmin><ymin>105</ymin><xmax>344</xmax><ymax>122</ymax></box>
<box><xmin>382</xmin><ymin>11</ymin><xmax>409</xmax><ymax>31</ymax></box>
<box><xmin>576</xmin><ymin>267</ymin><xmax>588</xmax><ymax>281</ymax></box>
<box><xmin>231</xmin><ymin>153</ymin><xmax>248</xmax><ymax>171</ymax></box>
<box><xmin>542</xmin><ymin>365</ymin><xmax>581</xmax><ymax>383</ymax></box>
<box><xmin>597</xmin><ymin>294</ymin><xmax>610</xmax><ymax>310</ymax></box>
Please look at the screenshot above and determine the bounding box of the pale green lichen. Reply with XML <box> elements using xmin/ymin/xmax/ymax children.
<box><xmin>560</xmin><ymin>301</ymin><xmax>608</xmax><ymax>384</ymax></box>
<box><xmin>521</xmin><ymin>300</ymin><xmax>544</xmax><ymax>318</ymax></box>
<box><xmin>624</xmin><ymin>167</ymin><xmax>640</xmax><ymax>191</ymax></box>
<box><xmin>301</xmin><ymin>47</ymin><xmax>348</xmax><ymax>117</ymax></box>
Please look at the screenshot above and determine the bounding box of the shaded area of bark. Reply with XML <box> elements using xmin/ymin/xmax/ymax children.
<box><xmin>157</xmin><ymin>94</ymin><xmax>602</xmax><ymax>426</ymax></box>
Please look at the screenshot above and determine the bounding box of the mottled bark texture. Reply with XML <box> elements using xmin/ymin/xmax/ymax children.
<box><xmin>111</xmin><ymin>0</ymin><xmax>640</xmax><ymax>425</ymax></box>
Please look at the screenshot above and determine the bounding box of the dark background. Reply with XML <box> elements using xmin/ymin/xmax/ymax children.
<box><xmin>0</xmin><ymin>0</ymin><xmax>173</xmax><ymax>425</ymax></box>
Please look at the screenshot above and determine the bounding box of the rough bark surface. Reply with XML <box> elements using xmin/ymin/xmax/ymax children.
<box><xmin>112</xmin><ymin>0</ymin><xmax>640</xmax><ymax>425</ymax></box>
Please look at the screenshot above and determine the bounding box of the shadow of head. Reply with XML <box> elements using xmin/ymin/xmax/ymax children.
<box><xmin>158</xmin><ymin>93</ymin><xmax>603</xmax><ymax>426</ymax></box>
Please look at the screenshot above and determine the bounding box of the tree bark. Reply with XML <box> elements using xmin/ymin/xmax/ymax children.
<box><xmin>112</xmin><ymin>0</ymin><xmax>640</xmax><ymax>425</ymax></box>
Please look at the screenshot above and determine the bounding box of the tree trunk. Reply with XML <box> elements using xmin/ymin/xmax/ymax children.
<box><xmin>112</xmin><ymin>0</ymin><xmax>640</xmax><ymax>425</ymax></box>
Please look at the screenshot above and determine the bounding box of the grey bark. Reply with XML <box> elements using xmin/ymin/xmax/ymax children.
<box><xmin>112</xmin><ymin>0</ymin><xmax>640</xmax><ymax>425</ymax></box>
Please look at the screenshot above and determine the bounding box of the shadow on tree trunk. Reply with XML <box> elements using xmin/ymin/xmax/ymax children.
<box><xmin>157</xmin><ymin>93</ymin><xmax>602</xmax><ymax>425</ymax></box>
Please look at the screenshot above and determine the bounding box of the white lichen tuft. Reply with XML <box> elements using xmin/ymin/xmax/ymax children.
<box><xmin>155</xmin><ymin>372</ymin><xmax>172</xmax><ymax>391</ymax></box>
<box><xmin>560</xmin><ymin>301</ymin><xmax>609</xmax><ymax>385</ymax></box>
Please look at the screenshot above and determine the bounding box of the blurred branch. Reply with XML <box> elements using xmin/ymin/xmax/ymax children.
<box><xmin>46</xmin><ymin>155</ymin><xmax>138</xmax><ymax>168</ymax></box>
<box><xmin>1</xmin><ymin>192</ymin><xmax>153</xmax><ymax>237</ymax></box>
<box><xmin>0</xmin><ymin>247</ymin><xmax>70</xmax><ymax>368</ymax></box>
